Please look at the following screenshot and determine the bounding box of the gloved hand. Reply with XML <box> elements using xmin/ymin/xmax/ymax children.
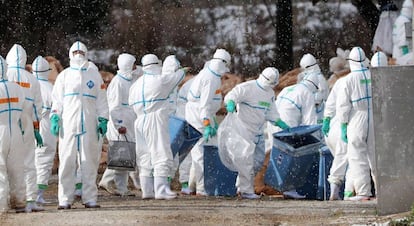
<box><xmin>50</xmin><ymin>114</ymin><xmax>60</xmax><ymax>136</ymax></box>
<box><xmin>341</xmin><ymin>123</ymin><xmax>348</xmax><ymax>143</ymax></box>
<box><xmin>34</xmin><ymin>129</ymin><xmax>43</xmax><ymax>147</ymax></box>
<box><xmin>118</xmin><ymin>126</ymin><xmax>127</xmax><ymax>134</ymax></box>
<box><xmin>322</xmin><ymin>117</ymin><xmax>331</xmax><ymax>137</ymax></box>
<box><xmin>274</xmin><ymin>119</ymin><xmax>290</xmax><ymax>130</ymax></box>
<box><xmin>203</xmin><ymin>118</ymin><xmax>217</xmax><ymax>142</ymax></box>
<box><xmin>97</xmin><ymin>117</ymin><xmax>109</xmax><ymax>136</ymax></box>
<box><xmin>225</xmin><ymin>100</ymin><xmax>236</xmax><ymax>113</ymax></box>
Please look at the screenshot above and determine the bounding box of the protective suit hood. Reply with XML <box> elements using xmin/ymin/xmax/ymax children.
<box><xmin>117</xmin><ymin>53</ymin><xmax>136</xmax><ymax>73</ymax></box>
<box><xmin>6</xmin><ymin>44</ymin><xmax>27</xmax><ymax>68</ymax></box>
<box><xmin>208</xmin><ymin>48</ymin><xmax>231</xmax><ymax>75</ymax></box>
<box><xmin>117</xmin><ymin>53</ymin><xmax>136</xmax><ymax>80</ymax></box>
<box><xmin>256</xmin><ymin>67</ymin><xmax>279</xmax><ymax>89</ymax></box>
<box><xmin>347</xmin><ymin>46</ymin><xmax>369</xmax><ymax>70</ymax></box>
<box><xmin>0</xmin><ymin>56</ymin><xmax>6</xmax><ymax>81</ymax></box>
<box><xmin>300</xmin><ymin>53</ymin><xmax>321</xmax><ymax>73</ymax></box>
<box><xmin>301</xmin><ymin>72</ymin><xmax>319</xmax><ymax>93</ymax></box>
<box><xmin>141</xmin><ymin>54</ymin><xmax>162</xmax><ymax>75</ymax></box>
<box><xmin>69</xmin><ymin>41</ymin><xmax>88</xmax><ymax>68</ymax></box>
<box><xmin>162</xmin><ymin>55</ymin><xmax>180</xmax><ymax>75</ymax></box>
<box><xmin>32</xmin><ymin>56</ymin><xmax>51</xmax><ymax>81</ymax></box>
<box><xmin>370</xmin><ymin>51</ymin><xmax>388</xmax><ymax>67</ymax></box>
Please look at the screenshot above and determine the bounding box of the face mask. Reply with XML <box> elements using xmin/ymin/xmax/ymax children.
<box><xmin>72</xmin><ymin>54</ymin><xmax>86</xmax><ymax>65</ymax></box>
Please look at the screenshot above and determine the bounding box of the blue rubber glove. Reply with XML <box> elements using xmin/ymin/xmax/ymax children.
<box><xmin>322</xmin><ymin>117</ymin><xmax>331</xmax><ymax>137</ymax></box>
<box><xmin>226</xmin><ymin>100</ymin><xmax>236</xmax><ymax>113</ymax></box>
<box><xmin>50</xmin><ymin>114</ymin><xmax>60</xmax><ymax>136</ymax></box>
<box><xmin>274</xmin><ymin>119</ymin><xmax>290</xmax><ymax>130</ymax></box>
<box><xmin>97</xmin><ymin>117</ymin><xmax>108</xmax><ymax>136</ymax></box>
<box><xmin>34</xmin><ymin>129</ymin><xmax>43</xmax><ymax>147</ymax></box>
<box><xmin>341</xmin><ymin>123</ymin><xmax>348</xmax><ymax>143</ymax></box>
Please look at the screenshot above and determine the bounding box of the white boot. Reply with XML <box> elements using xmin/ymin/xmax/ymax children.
<box><xmin>329</xmin><ymin>183</ymin><xmax>340</xmax><ymax>201</ymax></box>
<box><xmin>36</xmin><ymin>189</ymin><xmax>49</xmax><ymax>204</ymax></box>
<box><xmin>155</xmin><ymin>177</ymin><xmax>176</xmax><ymax>200</ymax></box>
<box><xmin>165</xmin><ymin>177</ymin><xmax>177</xmax><ymax>196</ymax></box>
<box><xmin>140</xmin><ymin>176</ymin><xmax>155</xmax><ymax>199</ymax></box>
<box><xmin>25</xmin><ymin>201</ymin><xmax>45</xmax><ymax>213</ymax></box>
<box><xmin>283</xmin><ymin>190</ymin><xmax>306</xmax><ymax>199</ymax></box>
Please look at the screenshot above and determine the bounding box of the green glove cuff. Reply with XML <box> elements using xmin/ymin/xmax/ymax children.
<box><xmin>50</xmin><ymin>114</ymin><xmax>60</xmax><ymax>123</ymax></box>
<box><xmin>98</xmin><ymin>117</ymin><xmax>108</xmax><ymax>123</ymax></box>
<box><xmin>323</xmin><ymin>117</ymin><xmax>331</xmax><ymax>123</ymax></box>
<box><xmin>275</xmin><ymin>119</ymin><xmax>289</xmax><ymax>130</ymax></box>
<box><xmin>226</xmin><ymin>100</ymin><xmax>236</xmax><ymax>113</ymax></box>
<box><xmin>341</xmin><ymin>123</ymin><xmax>348</xmax><ymax>143</ymax></box>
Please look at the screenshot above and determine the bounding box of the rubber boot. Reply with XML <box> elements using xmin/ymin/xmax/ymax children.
<box><xmin>154</xmin><ymin>177</ymin><xmax>176</xmax><ymax>200</ymax></box>
<box><xmin>140</xmin><ymin>176</ymin><xmax>155</xmax><ymax>199</ymax></box>
<box><xmin>329</xmin><ymin>183</ymin><xmax>340</xmax><ymax>201</ymax></box>
<box><xmin>165</xmin><ymin>177</ymin><xmax>177</xmax><ymax>196</ymax></box>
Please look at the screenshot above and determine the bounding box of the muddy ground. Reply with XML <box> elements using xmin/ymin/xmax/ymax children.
<box><xmin>0</xmin><ymin>176</ymin><xmax>409</xmax><ymax>226</ymax></box>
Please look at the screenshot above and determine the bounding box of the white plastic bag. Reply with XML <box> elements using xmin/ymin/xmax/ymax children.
<box><xmin>217</xmin><ymin>113</ymin><xmax>254</xmax><ymax>172</ymax></box>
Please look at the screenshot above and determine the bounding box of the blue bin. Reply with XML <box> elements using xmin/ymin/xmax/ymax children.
<box><xmin>264</xmin><ymin>125</ymin><xmax>322</xmax><ymax>192</ymax></box>
<box><xmin>297</xmin><ymin>145</ymin><xmax>344</xmax><ymax>200</ymax></box>
<box><xmin>169</xmin><ymin>115</ymin><xmax>202</xmax><ymax>163</ymax></box>
<box><xmin>203</xmin><ymin>145</ymin><xmax>238</xmax><ymax>197</ymax></box>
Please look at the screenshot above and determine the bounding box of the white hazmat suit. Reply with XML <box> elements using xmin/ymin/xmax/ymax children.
<box><xmin>336</xmin><ymin>46</ymin><xmax>375</xmax><ymax>201</ymax></box>
<box><xmin>0</xmin><ymin>56</ymin><xmax>27</xmax><ymax>212</ymax></box>
<box><xmin>51</xmin><ymin>41</ymin><xmax>109</xmax><ymax>208</ymax></box>
<box><xmin>129</xmin><ymin>54</ymin><xmax>185</xmax><ymax>200</ymax></box>
<box><xmin>392</xmin><ymin>0</ymin><xmax>413</xmax><ymax>65</ymax></box>
<box><xmin>32</xmin><ymin>56</ymin><xmax>58</xmax><ymax>204</ymax></box>
<box><xmin>219</xmin><ymin>67</ymin><xmax>286</xmax><ymax>199</ymax></box>
<box><xmin>6</xmin><ymin>44</ymin><xmax>43</xmax><ymax>212</ymax></box>
<box><xmin>185</xmin><ymin>49</ymin><xmax>231</xmax><ymax>195</ymax></box>
<box><xmin>99</xmin><ymin>53</ymin><xmax>140</xmax><ymax>196</ymax></box>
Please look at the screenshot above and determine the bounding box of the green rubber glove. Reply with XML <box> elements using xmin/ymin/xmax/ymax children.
<box><xmin>274</xmin><ymin>119</ymin><xmax>290</xmax><ymax>130</ymax></box>
<box><xmin>34</xmin><ymin>129</ymin><xmax>43</xmax><ymax>147</ymax></box>
<box><xmin>341</xmin><ymin>123</ymin><xmax>348</xmax><ymax>143</ymax></box>
<box><xmin>322</xmin><ymin>117</ymin><xmax>331</xmax><ymax>137</ymax></box>
<box><xmin>203</xmin><ymin>125</ymin><xmax>217</xmax><ymax>142</ymax></box>
<box><xmin>226</xmin><ymin>100</ymin><xmax>236</xmax><ymax>113</ymax></box>
<box><xmin>50</xmin><ymin>114</ymin><xmax>60</xmax><ymax>136</ymax></box>
<box><xmin>97</xmin><ymin>117</ymin><xmax>109</xmax><ymax>136</ymax></box>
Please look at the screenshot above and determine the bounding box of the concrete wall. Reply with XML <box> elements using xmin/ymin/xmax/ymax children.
<box><xmin>371</xmin><ymin>66</ymin><xmax>414</xmax><ymax>215</ymax></box>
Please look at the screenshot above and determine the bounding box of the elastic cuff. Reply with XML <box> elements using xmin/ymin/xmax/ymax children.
<box><xmin>33</xmin><ymin>121</ymin><xmax>40</xmax><ymax>130</ymax></box>
<box><xmin>344</xmin><ymin>191</ymin><xmax>354</xmax><ymax>197</ymax></box>
<box><xmin>181</xmin><ymin>182</ymin><xmax>189</xmax><ymax>188</ymax></box>
<box><xmin>203</xmin><ymin>118</ymin><xmax>210</xmax><ymax>127</ymax></box>
<box><xmin>38</xmin><ymin>184</ymin><xmax>48</xmax><ymax>190</ymax></box>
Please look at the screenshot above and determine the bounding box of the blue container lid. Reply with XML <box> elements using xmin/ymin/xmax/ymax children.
<box><xmin>274</xmin><ymin>125</ymin><xmax>322</xmax><ymax>138</ymax></box>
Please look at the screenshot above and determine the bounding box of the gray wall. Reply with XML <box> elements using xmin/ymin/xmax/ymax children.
<box><xmin>372</xmin><ymin>66</ymin><xmax>414</xmax><ymax>215</ymax></box>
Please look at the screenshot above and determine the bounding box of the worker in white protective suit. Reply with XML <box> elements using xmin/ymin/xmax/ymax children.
<box><xmin>174</xmin><ymin>77</ymin><xmax>195</xmax><ymax>195</ymax></box>
<box><xmin>322</xmin><ymin>75</ymin><xmax>356</xmax><ymax>200</ymax></box>
<box><xmin>6</xmin><ymin>44</ymin><xmax>44</xmax><ymax>212</ymax></box>
<box><xmin>372</xmin><ymin>1</ymin><xmax>398</xmax><ymax>55</ymax></box>
<box><xmin>73</xmin><ymin>60</ymin><xmax>106</xmax><ymax>199</ymax></box>
<box><xmin>129</xmin><ymin>54</ymin><xmax>186</xmax><ymax>200</ymax></box>
<box><xmin>0</xmin><ymin>56</ymin><xmax>27</xmax><ymax>213</ymax></box>
<box><xmin>297</xmin><ymin>53</ymin><xmax>329</xmax><ymax>124</ymax></box>
<box><xmin>272</xmin><ymin>70</ymin><xmax>320</xmax><ymax>199</ymax></box>
<box><xmin>31</xmin><ymin>56</ymin><xmax>58</xmax><ymax>204</ymax></box>
<box><xmin>392</xmin><ymin>0</ymin><xmax>413</xmax><ymax>65</ymax></box>
<box><xmin>219</xmin><ymin>67</ymin><xmax>290</xmax><ymax>199</ymax></box>
<box><xmin>337</xmin><ymin>46</ymin><xmax>375</xmax><ymax>201</ymax></box>
<box><xmin>50</xmin><ymin>41</ymin><xmax>109</xmax><ymax>209</ymax></box>
<box><xmin>185</xmin><ymin>49</ymin><xmax>231</xmax><ymax>196</ymax></box>
<box><xmin>98</xmin><ymin>53</ymin><xmax>142</xmax><ymax>196</ymax></box>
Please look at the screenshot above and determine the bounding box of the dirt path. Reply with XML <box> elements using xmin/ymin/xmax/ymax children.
<box><xmin>0</xmin><ymin>185</ymin><xmax>402</xmax><ymax>226</ymax></box>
